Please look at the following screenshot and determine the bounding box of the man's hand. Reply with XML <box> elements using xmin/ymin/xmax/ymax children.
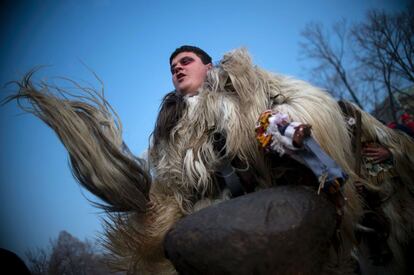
<box><xmin>362</xmin><ymin>146</ymin><xmax>392</xmax><ymax>164</ymax></box>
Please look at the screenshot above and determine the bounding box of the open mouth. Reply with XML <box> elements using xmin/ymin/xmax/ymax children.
<box><xmin>177</xmin><ymin>73</ymin><xmax>186</xmax><ymax>81</ymax></box>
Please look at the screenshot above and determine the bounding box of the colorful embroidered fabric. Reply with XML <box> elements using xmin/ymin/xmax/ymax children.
<box><xmin>255</xmin><ymin>110</ymin><xmax>273</xmax><ymax>149</ymax></box>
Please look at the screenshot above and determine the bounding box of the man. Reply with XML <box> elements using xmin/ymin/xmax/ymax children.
<box><xmin>151</xmin><ymin>46</ymin><xmax>215</xmax><ymax>157</ymax></box>
<box><xmin>149</xmin><ymin>46</ymin><xmax>362</xmax><ymax>273</ymax></box>
<box><xmin>170</xmin><ymin>45</ymin><xmax>212</xmax><ymax>96</ymax></box>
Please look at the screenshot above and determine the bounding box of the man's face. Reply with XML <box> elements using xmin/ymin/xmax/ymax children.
<box><xmin>171</xmin><ymin>51</ymin><xmax>212</xmax><ymax>96</ymax></box>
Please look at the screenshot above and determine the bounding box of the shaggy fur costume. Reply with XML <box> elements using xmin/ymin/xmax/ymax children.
<box><xmin>341</xmin><ymin>102</ymin><xmax>414</xmax><ymax>274</ymax></box>
<box><xmin>7</xmin><ymin>49</ymin><xmax>414</xmax><ymax>274</ymax></box>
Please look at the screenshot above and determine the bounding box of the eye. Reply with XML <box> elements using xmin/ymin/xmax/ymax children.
<box><xmin>170</xmin><ymin>56</ymin><xmax>195</xmax><ymax>75</ymax></box>
<box><xmin>181</xmin><ymin>57</ymin><xmax>194</xmax><ymax>65</ymax></box>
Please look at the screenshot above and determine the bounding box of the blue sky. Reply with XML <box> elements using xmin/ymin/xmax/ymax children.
<box><xmin>0</xmin><ymin>0</ymin><xmax>409</xmax><ymax>262</ymax></box>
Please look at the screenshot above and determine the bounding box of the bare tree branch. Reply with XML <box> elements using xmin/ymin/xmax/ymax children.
<box><xmin>300</xmin><ymin>8</ymin><xmax>414</xmax><ymax>121</ymax></box>
<box><xmin>300</xmin><ymin>21</ymin><xmax>364</xmax><ymax>109</ymax></box>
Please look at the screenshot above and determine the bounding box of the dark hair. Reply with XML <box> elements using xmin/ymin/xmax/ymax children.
<box><xmin>152</xmin><ymin>91</ymin><xmax>186</xmax><ymax>145</ymax></box>
<box><xmin>169</xmin><ymin>45</ymin><xmax>212</xmax><ymax>65</ymax></box>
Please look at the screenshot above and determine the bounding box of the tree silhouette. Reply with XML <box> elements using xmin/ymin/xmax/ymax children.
<box><xmin>300</xmin><ymin>7</ymin><xmax>414</xmax><ymax>120</ymax></box>
<box><xmin>26</xmin><ymin>230</ymin><xmax>123</xmax><ymax>275</ymax></box>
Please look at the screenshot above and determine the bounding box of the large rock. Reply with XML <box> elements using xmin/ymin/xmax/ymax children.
<box><xmin>164</xmin><ymin>185</ymin><xmax>337</xmax><ymax>275</ymax></box>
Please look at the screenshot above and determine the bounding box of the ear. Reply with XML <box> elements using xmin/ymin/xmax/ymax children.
<box><xmin>206</xmin><ymin>63</ymin><xmax>213</xmax><ymax>70</ymax></box>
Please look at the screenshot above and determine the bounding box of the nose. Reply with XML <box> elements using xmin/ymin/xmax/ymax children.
<box><xmin>173</xmin><ymin>65</ymin><xmax>183</xmax><ymax>75</ymax></box>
